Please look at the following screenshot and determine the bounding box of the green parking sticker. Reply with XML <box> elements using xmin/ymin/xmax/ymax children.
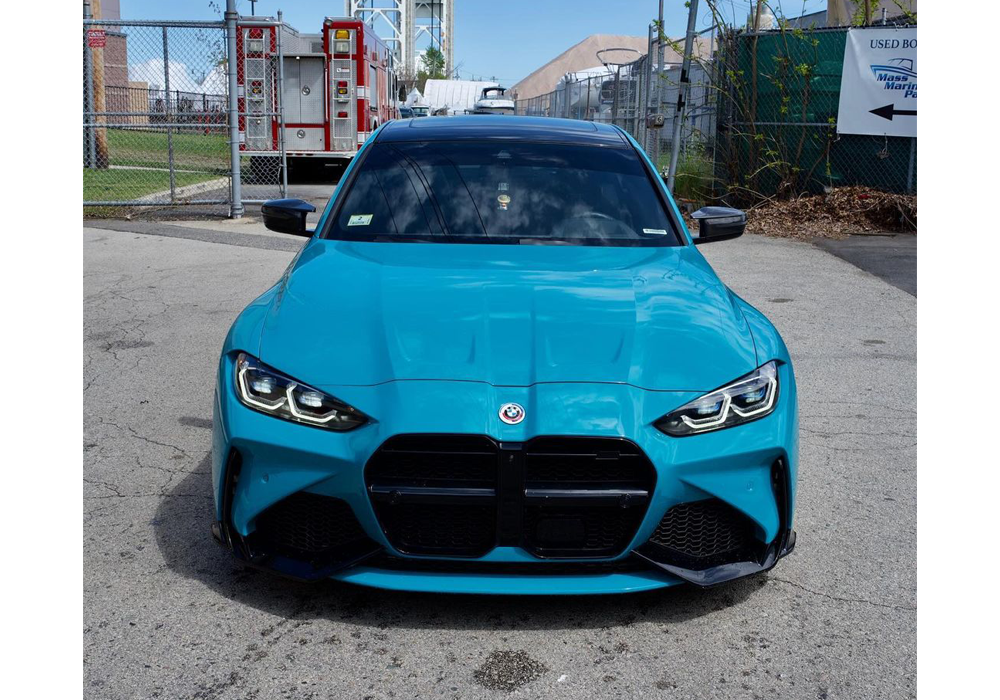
<box><xmin>348</xmin><ymin>214</ymin><xmax>373</xmax><ymax>226</ymax></box>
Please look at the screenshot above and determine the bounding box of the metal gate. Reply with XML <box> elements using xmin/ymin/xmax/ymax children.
<box><xmin>82</xmin><ymin>13</ymin><xmax>288</xmax><ymax>217</ymax></box>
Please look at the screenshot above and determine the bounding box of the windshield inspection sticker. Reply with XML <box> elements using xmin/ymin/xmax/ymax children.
<box><xmin>348</xmin><ymin>214</ymin><xmax>373</xmax><ymax>226</ymax></box>
<box><xmin>642</xmin><ymin>228</ymin><xmax>668</xmax><ymax>235</ymax></box>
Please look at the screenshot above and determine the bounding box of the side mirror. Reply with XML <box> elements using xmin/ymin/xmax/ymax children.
<box><xmin>691</xmin><ymin>206</ymin><xmax>746</xmax><ymax>244</ymax></box>
<box><xmin>261</xmin><ymin>198</ymin><xmax>316</xmax><ymax>236</ymax></box>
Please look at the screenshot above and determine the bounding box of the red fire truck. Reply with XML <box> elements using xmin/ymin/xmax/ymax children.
<box><xmin>236</xmin><ymin>16</ymin><xmax>399</xmax><ymax>176</ymax></box>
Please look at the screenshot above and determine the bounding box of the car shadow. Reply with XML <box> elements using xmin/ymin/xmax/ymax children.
<box><xmin>153</xmin><ymin>445</ymin><xmax>767</xmax><ymax>632</ymax></box>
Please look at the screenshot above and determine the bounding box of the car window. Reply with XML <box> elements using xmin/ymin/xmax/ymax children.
<box><xmin>327</xmin><ymin>140</ymin><xmax>681</xmax><ymax>246</ymax></box>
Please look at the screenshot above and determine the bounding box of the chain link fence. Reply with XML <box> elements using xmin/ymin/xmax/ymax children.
<box><xmin>515</xmin><ymin>23</ymin><xmax>916</xmax><ymax>209</ymax></box>
<box><xmin>235</xmin><ymin>18</ymin><xmax>288</xmax><ymax>206</ymax></box>
<box><xmin>83</xmin><ymin>17</ymin><xmax>286</xmax><ymax>217</ymax></box>
<box><xmin>714</xmin><ymin>25</ymin><xmax>916</xmax><ymax>207</ymax></box>
<box><xmin>514</xmin><ymin>44</ymin><xmax>717</xmax><ymax>205</ymax></box>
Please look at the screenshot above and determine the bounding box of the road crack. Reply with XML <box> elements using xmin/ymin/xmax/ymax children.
<box><xmin>769</xmin><ymin>576</ymin><xmax>915</xmax><ymax>612</ymax></box>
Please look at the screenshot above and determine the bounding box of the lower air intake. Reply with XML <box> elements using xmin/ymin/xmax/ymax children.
<box><xmin>647</xmin><ymin>499</ymin><xmax>757</xmax><ymax>566</ymax></box>
<box><xmin>253</xmin><ymin>492</ymin><xmax>368</xmax><ymax>558</ymax></box>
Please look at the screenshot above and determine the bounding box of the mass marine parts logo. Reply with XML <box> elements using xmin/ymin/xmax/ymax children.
<box><xmin>870</xmin><ymin>58</ymin><xmax>917</xmax><ymax>100</ymax></box>
<box><xmin>499</xmin><ymin>402</ymin><xmax>526</xmax><ymax>425</ymax></box>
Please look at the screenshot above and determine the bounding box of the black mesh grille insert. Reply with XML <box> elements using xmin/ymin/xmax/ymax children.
<box><xmin>522</xmin><ymin>505</ymin><xmax>644</xmax><ymax>557</ymax></box>
<box><xmin>524</xmin><ymin>437</ymin><xmax>652</xmax><ymax>487</ymax></box>
<box><xmin>253</xmin><ymin>492</ymin><xmax>368</xmax><ymax>558</ymax></box>
<box><xmin>648</xmin><ymin>499</ymin><xmax>756</xmax><ymax>564</ymax></box>
<box><xmin>365</xmin><ymin>435</ymin><xmax>656</xmax><ymax>559</ymax></box>
<box><xmin>367</xmin><ymin>435</ymin><xmax>498</xmax><ymax>488</ymax></box>
<box><xmin>366</xmin><ymin>435</ymin><xmax>499</xmax><ymax>556</ymax></box>
<box><xmin>389</xmin><ymin>503</ymin><xmax>497</xmax><ymax>554</ymax></box>
<box><xmin>521</xmin><ymin>437</ymin><xmax>656</xmax><ymax>558</ymax></box>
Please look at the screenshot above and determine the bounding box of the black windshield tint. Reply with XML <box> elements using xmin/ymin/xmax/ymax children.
<box><xmin>325</xmin><ymin>141</ymin><xmax>681</xmax><ymax>246</ymax></box>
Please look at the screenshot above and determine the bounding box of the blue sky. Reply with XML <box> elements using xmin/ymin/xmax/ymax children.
<box><xmin>121</xmin><ymin>1</ymin><xmax>824</xmax><ymax>85</ymax></box>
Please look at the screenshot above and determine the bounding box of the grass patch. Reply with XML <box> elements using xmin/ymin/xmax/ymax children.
<box><xmin>658</xmin><ymin>147</ymin><xmax>716</xmax><ymax>206</ymax></box>
<box><xmin>105</xmin><ymin>128</ymin><xmax>229</xmax><ymax>172</ymax></box>
<box><xmin>83</xmin><ymin>167</ymin><xmax>222</xmax><ymax>203</ymax></box>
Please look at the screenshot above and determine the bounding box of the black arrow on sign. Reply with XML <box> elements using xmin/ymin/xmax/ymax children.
<box><xmin>869</xmin><ymin>103</ymin><xmax>917</xmax><ymax>121</ymax></box>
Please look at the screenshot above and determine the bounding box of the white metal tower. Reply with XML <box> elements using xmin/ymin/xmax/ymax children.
<box><xmin>344</xmin><ymin>0</ymin><xmax>453</xmax><ymax>78</ymax></box>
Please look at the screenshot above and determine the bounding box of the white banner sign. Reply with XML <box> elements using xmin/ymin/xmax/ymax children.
<box><xmin>837</xmin><ymin>27</ymin><xmax>917</xmax><ymax>137</ymax></box>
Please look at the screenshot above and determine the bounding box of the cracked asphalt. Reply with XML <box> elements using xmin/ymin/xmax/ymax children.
<box><xmin>83</xmin><ymin>222</ymin><xmax>916</xmax><ymax>699</ymax></box>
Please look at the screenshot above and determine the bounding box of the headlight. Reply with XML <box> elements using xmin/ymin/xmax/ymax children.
<box><xmin>234</xmin><ymin>352</ymin><xmax>368</xmax><ymax>431</ymax></box>
<box><xmin>655</xmin><ymin>361</ymin><xmax>779</xmax><ymax>436</ymax></box>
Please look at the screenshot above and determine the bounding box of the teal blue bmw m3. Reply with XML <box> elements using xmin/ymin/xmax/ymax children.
<box><xmin>211</xmin><ymin>116</ymin><xmax>797</xmax><ymax>594</ymax></box>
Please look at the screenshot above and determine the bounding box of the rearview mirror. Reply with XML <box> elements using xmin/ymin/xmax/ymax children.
<box><xmin>261</xmin><ymin>198</ymin><xmax>316</xmax><ymax>236</ymax></box>
<box><xmin>691</xmin><ymin>206</ymin><xmax>746</xmax><ymax>244</ymax></box>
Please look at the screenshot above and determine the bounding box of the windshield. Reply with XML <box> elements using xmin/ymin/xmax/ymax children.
<box><xmin>324</xmin><ymin>140</ymin><xmax>681</xmax><ymax>246</ymax></box>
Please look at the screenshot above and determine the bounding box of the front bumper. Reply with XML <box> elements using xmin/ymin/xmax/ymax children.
<box><xmin>212</xmin><ymin>354</ymin><xmax>798</xmax><ymax>594</ymax></box>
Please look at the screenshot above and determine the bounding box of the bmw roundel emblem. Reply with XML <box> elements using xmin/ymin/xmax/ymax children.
<box><xmin>499</xmin><ymin>402</ymin><xmax>525</xmax><ymax>425</ymax></box>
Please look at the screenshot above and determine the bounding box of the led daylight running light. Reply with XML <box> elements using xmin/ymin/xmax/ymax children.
<box><xmin>234</xmin><ymin>353</ymin><xmax>368</xmax><ymax>431</ymax></box>
<box><xmin>655</xmin><ymin>362</ymin><xmax>779</xmax><ymax>437</ymax></box>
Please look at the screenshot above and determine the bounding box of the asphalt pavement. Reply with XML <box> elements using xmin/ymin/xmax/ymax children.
<box><xmin>83</xmin><ymin>223</ymin><xmax>916</xmax><ymax>699</ymax></box>
<box><xmin>815</xmin><ymin>233</ymin><xmax>917</xmax><ymax>296</ymax></box>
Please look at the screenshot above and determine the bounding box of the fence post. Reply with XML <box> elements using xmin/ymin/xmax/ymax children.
<box><xmin>225</xmin><ymin>0</ymin><xmax>244</xmax><ymax>218</ymax></box>
<box><xmin>643</xmin><ymin>24</ymin><xmax>654</xmax><ymax>154</ymax></box>
<box><xmin>162</xmin><ymin>26</ymin><xmax>177</xmax><ymax>202</ymax></box>
<box><xmin>906</xmin><ymin>137</ymin><xmax>915</xmax><ymax>194</ymax></box>
<box><xmin>611</xmin><ymin>66</ymin><xmax>620</xmax><ymax>126</ymax></box>
<box><xmin>667</xmin><ymin>0</ymin><xmax>699</xmax><ymax>192</ymax></box>
<box><xmin>276</xmin><ymin>11</ymin><xmax>288</xmax><ymax>198</ymax></box>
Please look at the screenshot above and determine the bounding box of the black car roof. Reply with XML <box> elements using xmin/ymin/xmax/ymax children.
<box><xmin>376</xmin><ymin>115</ymin><xmax>630</xmax><ymax>147</ymax></box>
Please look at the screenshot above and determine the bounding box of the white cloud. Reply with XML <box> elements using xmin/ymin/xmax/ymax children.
<box><xmin>129</xmin><ymin>59</ymin><xmax>228</xmax><ymax>96</ymax></box>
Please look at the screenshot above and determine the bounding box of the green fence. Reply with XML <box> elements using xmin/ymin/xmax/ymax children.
<box><xmin>714</xmin><ymin>25</ymin><xmax>916</xmax><ymax>206</ymax></box>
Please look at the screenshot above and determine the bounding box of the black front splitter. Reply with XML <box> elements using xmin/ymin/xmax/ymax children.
<box><xmin>633</xmin><ymin>529</ymin><xmax>796</xmax><ymax>588</ymax></box>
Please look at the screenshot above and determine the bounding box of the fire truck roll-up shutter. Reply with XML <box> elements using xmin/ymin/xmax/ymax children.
<box><xmin>283</xmin><ymin>56</ymin><xmax>325</xmax><ymax>124</ymax></box>
<box><xmin>331</xmin><ymin>28</ymin><xmax>356</xmax><ymax>153</ymax></box>
<box><xmin>282</xmin><ymin>55</ymin><xmax>325</xmax><ymax>152</ymax></box>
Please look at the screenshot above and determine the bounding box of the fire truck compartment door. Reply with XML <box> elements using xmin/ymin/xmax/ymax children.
<box><xmin>284</xmin><ymin>127</ymin><xmax>325</xmax><ymax>151</ymax></box>
<box><xmin>283</xmin><ymin>56</ymin><xmax>325</xmax><ymax>125</ymax></box>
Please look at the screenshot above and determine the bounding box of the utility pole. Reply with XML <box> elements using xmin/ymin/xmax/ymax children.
<box><xmin>643</xmin><ymin>21</ymin><xmax>654</xmax><ymax>152</ymax></box>
<box><xmin>666</xmin><ymin>0</ymin><xmax>699</xmax><ymax>192</ymax></box>
<box><xmin>654</xmin><ymin>0</ymin><xmax>664</xmax><ymax>165</ymax></box>
<box><xmin>90</xmin><ymin>0</ymin><xmax>109</xmax><ymax>168</ymax></box>
<box><xmin>752</xmin><ymin>1</ymin><xmax>764</xmax><ymax>31</ymax></box>
<box><xmin>83</xmin><ymin>1</ymin><xmax>96</xmax><ymax>169</ymax></box>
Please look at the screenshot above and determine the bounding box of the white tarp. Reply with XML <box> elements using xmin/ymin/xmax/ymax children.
<box><xmin>423</xmin><ymin>79</ymin><xmax>498</xmax><ymax>115</ymax></box>
<box><xmin>837</xmin><ymin>27</ymin><xmax>917</xmax><ymax>137</ymax></box>
<box><xmin>405</xmin><ymin>87</ymin><xmax>424</xmax><ymax>107</ymax></box>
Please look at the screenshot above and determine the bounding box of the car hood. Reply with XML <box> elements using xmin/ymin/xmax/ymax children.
<box><xmin>258</xmin><ymin>240</ymin><xmax>757</xmax><ymax>391</ymax></box>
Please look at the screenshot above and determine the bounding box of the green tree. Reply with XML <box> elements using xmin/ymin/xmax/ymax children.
<box><xmin>420</xmin><ymin>47</ymin><xmax>446</xmax><ymax>79</ymax></box>
<box><xmin>415</xmin><ymin>47</ymin><xmax>447</xmax><ymax>92</ymax></box>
